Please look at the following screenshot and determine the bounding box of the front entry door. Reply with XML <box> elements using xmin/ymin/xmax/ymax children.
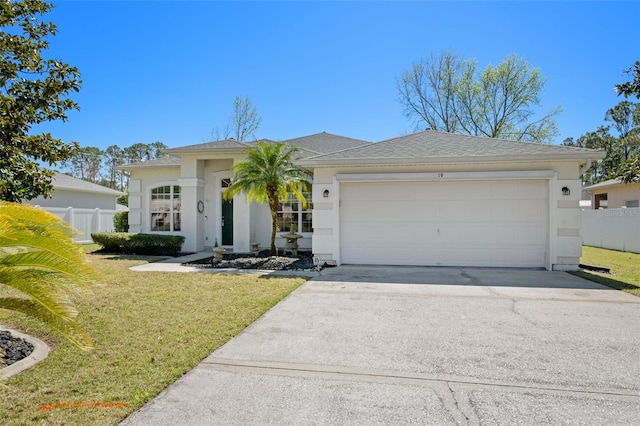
<box><xmin>221</xmin><ymin>179</ymin><xmax>233</xmax><ymax>246</ymax></box>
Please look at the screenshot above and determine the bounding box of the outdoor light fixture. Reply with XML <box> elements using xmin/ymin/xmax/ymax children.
<box><xmin>562</xmin><ymin>186</ymin><xmax>570</xmax><ymax>196</ymax></box>
<box><xmin>323</xmin><ymin>189</ymin><xmax>330</xmax><ymax>198</ymax></box>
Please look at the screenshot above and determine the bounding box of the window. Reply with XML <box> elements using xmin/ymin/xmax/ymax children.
<box><xmin>150</xmin><ymin>185</ymin><xmax>181</xmax><ymax>231</ymax></box>
<box><xmin>276</xmin><ymin>189</ymin><xmax>312</xmax><ymax>233</ymax></box>
<box><xmin>626</xmin><ymin>200</ymin><xmax>639</xmax><ymax>208</ymax></box>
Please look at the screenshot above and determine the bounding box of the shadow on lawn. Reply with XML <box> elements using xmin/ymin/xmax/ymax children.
<box><xmin>570</xmin><ymin>271</ymin><xmax>639</xmax><ymax>293</ymax></box>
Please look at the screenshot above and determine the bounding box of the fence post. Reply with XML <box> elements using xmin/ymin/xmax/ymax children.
<box><xmin>67</xmin><ymin>206</ymin><xmax>74</xmax><ymax>229</ymax></box>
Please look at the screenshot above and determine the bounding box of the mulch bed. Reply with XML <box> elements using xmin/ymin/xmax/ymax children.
<box><xmin>184</xmin><ymin>250</ymin><xmax>320</xmax><ymax>271</ymax></box>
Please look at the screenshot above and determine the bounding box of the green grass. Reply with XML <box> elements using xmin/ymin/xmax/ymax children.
<box><xmin>574</xmin><ymin>246</ymin><xmax>640</xmax><ymax>297</ymax></box>
<box><xmin>1</xmin><ymin>253</ymin><xmax>305</xmax><ymax>425</ymax></box>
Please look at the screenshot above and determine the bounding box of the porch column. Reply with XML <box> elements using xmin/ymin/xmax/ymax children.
<box><xmin>179</xmin><ymin>158</ymin><xmax>206</xmax><ymax>252</ymax></box>
<box><xmin>232</xmin><ymin>156</ymin><xmax>251</xmax><ymax>253</ymax></box>
<box><xmin>178</xmin><ymin>177</ymin><xmax>205</xmax><ymax>252</ymax></box>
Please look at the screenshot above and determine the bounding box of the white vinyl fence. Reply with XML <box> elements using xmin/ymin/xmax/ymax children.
<box><xmin>36</xmin><ymin>206</ymin><xmax>119</xmax><ymax>243</ymax></box>
<box><xmin>582</xmin><ymin>208</ymin><xmax>640</xmax><ymax>253</ymax></box>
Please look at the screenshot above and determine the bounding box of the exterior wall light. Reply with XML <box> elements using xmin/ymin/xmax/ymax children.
<box><xmin>562</xmin><ymin>186</ymin><xmax>570</xmax><ymax>196</ymax></box>
<box><xmin>323</xmin><ymin>189</ymin><xmax>330</xmax><ymax>198</ymax></box>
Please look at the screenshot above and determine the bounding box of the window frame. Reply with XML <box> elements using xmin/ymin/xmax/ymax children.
<box><xmin>149</xmin><ymin>184</ymin><xmax>182</xmax><ymax>232</ymax></box>
<box><xmin>276</xmin><ymin>187</ymin><xmax>313</xmax><ymax>234</ymax></box>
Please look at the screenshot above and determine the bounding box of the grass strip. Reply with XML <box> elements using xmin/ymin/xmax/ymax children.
<box><xmin>574</xmin><ymin>246</ymin><xmax>640</xmax><ymax>297</ymax></box>
<box><xmin>1</xmin><ymin>253</ymin><xmax>305</xmax><ymax>425</ymax></box>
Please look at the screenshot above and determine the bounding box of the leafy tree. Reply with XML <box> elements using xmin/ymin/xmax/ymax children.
<box><xmin>563</xmin><ymin>126</ymin><xmax>623</xmax><ymax>185</ymax></box>
<box><xmin>615</xmin><ymin>61</ymin><xmax>640</xmax><ymax>99</ymax></box>
<box><xmin>604</xmin><ymin>101</ymin><xmax>640</xmax><ymax>160</ymax></box>
<box><xmin>223</xmin><ymin>142</ymin><xmax>308</xmax><ymax>255</ymax></box>
<box><xmin>397</xmin><ymin>51</ymin><xmax>561</xmax><ymax>143</ymax></box>
<box><xmin>104</xmin><ymin>144</ymin><xmax>125</xmax><ymax>189</ymax></box>
<box><xmin>614</xmin><ymin>154</ymin><xmax>640</xmax><ymax>183</ymax></box>
<box><xmin>211</xmin><ymin>95</ymin><xmax>262</xmax><ymax>142</ymax></box>
<box><xmin>124</xmin><ymin>143</ymin><xmax>152</xmax><ymax>164</ymax></box>
<box><xmin>148</xmin><ymin>141</ymin><xmax>168</xmax><ymax>158</ymax></box>
<box><xmin>0</xmin><ymin>202</ymin><xmax>96</xmax><ymax>359</ymax></box>
<box><xmin>0</xmin><ymin>0</ymin><xmax>81</xmax><ymax>202</ymax></box>
<box><xmin>397</xmin><ymin>50</ymin><xmax>461</xmax><ymax>133</ymax></box>
<box><xmin>63</xmin><ymin>146</ymin><xmax>103</xmax><ymax>182</ymax></box>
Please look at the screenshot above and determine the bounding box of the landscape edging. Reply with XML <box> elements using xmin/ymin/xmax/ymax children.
<box><xmin>0</xmin><ymin>328</ymin><xmax>50</xmax><ymax>380</ymax></box>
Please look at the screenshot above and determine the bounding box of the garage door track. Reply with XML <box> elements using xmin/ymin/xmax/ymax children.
<box><xmin>122</xmin><ymin>267</ymin><xmax>640</xmax><ymax>425</ymax></box>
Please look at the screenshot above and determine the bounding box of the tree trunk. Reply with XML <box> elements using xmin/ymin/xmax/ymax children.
<box><xmin>268</xmin><ymin>193</ymin><xmax>279</xmax><ymax>256</ymax></box>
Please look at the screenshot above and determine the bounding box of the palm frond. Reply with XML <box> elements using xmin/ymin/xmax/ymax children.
<box><xmin>0</xmin><ymin>298</ymin><xmax>93</xmax><ymax>351</ymax></box>
<box><xmin>0</xmin><ymin>201</ymin><xmax>97</xmax><ymax>351</ymax></box>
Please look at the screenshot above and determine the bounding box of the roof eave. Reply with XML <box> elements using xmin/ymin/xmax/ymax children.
<box><xmin>163</xmin><ymin>147</ymin><xmax>249</xmax><ymax>156</ymax></box>
<box><xmin>55</xmin><ymin>186</ymin><xmax>124</xmax><ymax>196</ymax></box>
<box><xmin>297</xmin><ymin>152</ymin><xmax>606</xmax><ymax>167</ymax></box>
<box><xmin>118</xmin><ymin>164</ymin><xmax>181</xmax><ymax>170</ymax></box>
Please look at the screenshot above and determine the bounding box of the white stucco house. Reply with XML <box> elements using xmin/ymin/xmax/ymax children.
<box><xmin>583</xmin><ymin>179</ymin><xmax>640</xmax><ymax>209</ymax></box>
<box><xmin>121</xmin><ymin>130</ymin><xmax>605</xmax><ymax>271</ymax></box>
<box><xmin>26</xmin><ymin>171</ymin><xmax>125</xmax><ymax>242</ymax></box>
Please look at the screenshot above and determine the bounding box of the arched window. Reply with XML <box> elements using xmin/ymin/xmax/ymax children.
<box><xmin>150</xmin><ymin>185</ymin><xmax>181</xmax><ymax>231</ymax></box>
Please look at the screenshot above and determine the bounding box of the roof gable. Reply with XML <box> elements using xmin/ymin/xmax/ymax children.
<box><xmin>281</xmin><ymin>132</ymin><xmax>370</xmax><ymax>156</ymax></box>
<box><xmin>164</xmin><ymin>138</ymin><xmax>251</xmax><ymax>154</ymax></box>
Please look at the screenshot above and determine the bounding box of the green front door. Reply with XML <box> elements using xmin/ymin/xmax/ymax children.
<box><xmin>221</xmin><ymin>198</ymin><xmax>233</xmax><ymax>246</ymax></box>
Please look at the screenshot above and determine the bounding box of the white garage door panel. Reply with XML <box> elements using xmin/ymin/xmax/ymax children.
<box><xmin>340</xmin><ymin>180</ymin><xmax>548</xmax><ymax>268</ymax></box>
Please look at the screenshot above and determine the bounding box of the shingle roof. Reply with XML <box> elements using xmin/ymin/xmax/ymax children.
<box><xmin>298</xmin><ymin>130</ymin><xmax>605</xmax><ymax>165</ymax></box>
<box><xmin>118</xmin><ymin>155</ymin><xmax>181</xmax><ymax>170</ymax></box>
<box><xmin>52</xmin><ymin>172</ymin><xmax>123</xmax><ymax>196</ymax></box>
<box><xmin>281</xmin><ymin>132</ymin><xmax>370</xmax><ymax>156</ymax></box>
<box><xmin>164</xmin><ymin>139</ymin><xmax>251</xmax><ymax>154</ymax></box>
<box><xmin>583</xmin><ymin>179</ymin><xmax>636</xmax><ymax>191</ymax></box>
<box><xmin>156</xmin><ymin>133</ymin><xmax>370</xmax><ymax>161</ymax></box>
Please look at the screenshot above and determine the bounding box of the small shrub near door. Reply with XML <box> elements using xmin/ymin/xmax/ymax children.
<box><xmin>113</xmin><ymin>211</ymin><xmax>129</xmax><ymax>232</ymax></box>
<box><xmin>91</xmin><ymin>233</ymin><xmax>185</xmax><ymax>256</ymax></box>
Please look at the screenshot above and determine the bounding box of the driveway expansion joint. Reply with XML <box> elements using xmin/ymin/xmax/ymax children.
<box><xmin>202</xmin><ymin>358</ymin><xmax>640</xmax><ymax>401</ymax></box>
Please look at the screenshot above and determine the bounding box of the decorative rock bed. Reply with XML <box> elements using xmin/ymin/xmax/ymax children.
<box><xmin>184</xmin><ymin>250</ymin><xmax>322</xmax><ymax>271</ymax></box>
<box><xmin>1</xmin><ymin>330</ymin><xmax>34</xmax><ymax>366</ymax></box>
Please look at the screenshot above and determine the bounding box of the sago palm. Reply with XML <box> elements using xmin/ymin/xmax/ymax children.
<box><xmin>224</xmin><ymin>141</ymin><xmax>309</xmax><ymax>255</ymax></box>
<box><xmin>0</xmin><ymin>202</ymin><xmax>97</xmax><ymax>363</ymax></box>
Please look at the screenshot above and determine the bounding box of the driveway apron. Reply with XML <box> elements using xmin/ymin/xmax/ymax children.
<box><xmin>122</xmin><ymin>266</ymin><xmax>640</xmax><ymax>425</ymax></box>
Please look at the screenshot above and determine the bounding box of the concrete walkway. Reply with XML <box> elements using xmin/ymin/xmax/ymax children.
<box><xmin>121</xmin><ymin>266</ymin><xmax>640</xmax><ymax>425</ymax></box>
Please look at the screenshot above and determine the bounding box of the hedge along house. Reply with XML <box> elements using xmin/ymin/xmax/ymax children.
<box><xmin>121</xmin><ymin>130</ymin><xmax>604</xmax><ymax>271</ymax></box>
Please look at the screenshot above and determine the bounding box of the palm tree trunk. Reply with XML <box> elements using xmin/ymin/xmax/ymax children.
<box><xmin>268</xmin><ymin>193</ymin><xmax>279</xmax><ymax>256</ymax></box>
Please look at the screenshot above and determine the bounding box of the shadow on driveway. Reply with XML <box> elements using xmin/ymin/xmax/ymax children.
<box><xmin>312</xmin><ymin>265</ymin><xmax>617</xmax><ymax>290</ymax></box>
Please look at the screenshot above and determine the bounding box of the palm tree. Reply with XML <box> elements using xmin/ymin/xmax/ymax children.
<box><xmin>223</xmin><ymin>141</ymin><xmax>309</xmax><ymax>255</ymax></box>
<box><xmin>0</xmin><ymin>202</ymin><xmax>97</xmax><ymax>363</ymax></box>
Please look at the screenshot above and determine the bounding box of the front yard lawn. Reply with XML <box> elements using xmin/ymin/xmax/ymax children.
<box><xmin>0</xmin><ymin>253</ymin><xmax>305</xmax><ymax>425</ymax></box>
<box><xmin>575</xmin><ymin>246</ymin><xmax>640</xmax><ymax>297</ymax></box>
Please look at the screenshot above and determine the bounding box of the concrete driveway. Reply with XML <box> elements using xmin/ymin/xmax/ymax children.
<box><xmin>122</xmin><ymin>267</ymin><xmax>640</xmax><ymax>425</ymax></box>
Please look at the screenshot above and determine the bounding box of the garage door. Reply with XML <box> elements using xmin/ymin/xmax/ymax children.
<box><xmin>340</xmin><ymin>180</ymin><xmax>548</xmax><ymax>268</ymax></box>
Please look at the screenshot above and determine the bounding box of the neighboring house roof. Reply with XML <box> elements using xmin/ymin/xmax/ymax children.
<box><xmin>583</xmin><ymin>179</ymin><xmax>630</xmax><ymax>191</ymax></box>
<box><xmin>119</xmin><ymin>155</ymin><xmax>181</xmax><ymax>170</ymax></box>
<box><xmin>52</xmin><ymin>172</ymin><xmax>123</xmax><ymax>196</ymax></box>
<box><xmin>298</xmin><ymin>130</ymin><xmax>605</xmax><ymax>166</ymax></box>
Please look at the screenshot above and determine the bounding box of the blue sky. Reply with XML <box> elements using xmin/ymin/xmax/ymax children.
<box><xmin>36</xmin><ymin>1</ymin><xmax>639</xmax><ymax>150</ymax></box>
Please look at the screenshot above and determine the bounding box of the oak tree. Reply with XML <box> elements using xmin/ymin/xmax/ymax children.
<box><xmin>0</xmin><ymin>0</ymin><xmax>81</xmax><ymax>202</ymax></box>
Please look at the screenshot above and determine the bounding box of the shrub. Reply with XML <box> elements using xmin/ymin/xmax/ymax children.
<box><xmin>113</xmin><ymin>211</ymin><xmax>129</xmax><ymax>232</ymax></box>
<box><xmin>91</xmin><ymin>233</ymin><xmax>185</xmax><ymax>256</ymax></box>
